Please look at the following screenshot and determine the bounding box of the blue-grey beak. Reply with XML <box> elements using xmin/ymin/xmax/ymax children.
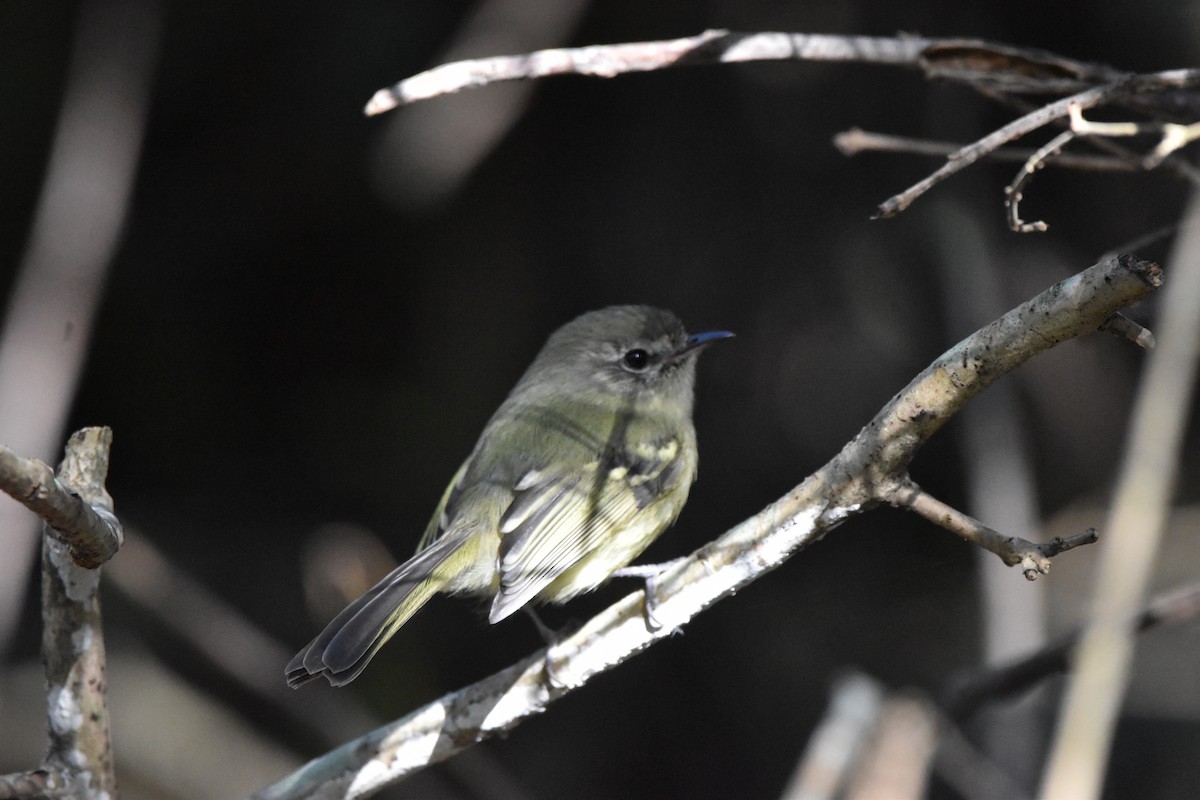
<box><xmin>676</xmin><ymin>329</ymin><xmax>735</xmax><ymax>360</ymax></box>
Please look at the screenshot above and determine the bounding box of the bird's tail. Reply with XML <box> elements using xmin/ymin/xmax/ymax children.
<box><xmin>285</xmin><ymin>533</ymin><xmax>469</xmax><ymax>687</ymax></box>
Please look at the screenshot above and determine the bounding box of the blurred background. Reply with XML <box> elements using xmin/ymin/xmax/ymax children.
<box><xmin>2</xmin><ymin>1</ymin><xmax>1198</xmax><ymax>798</ymax></box>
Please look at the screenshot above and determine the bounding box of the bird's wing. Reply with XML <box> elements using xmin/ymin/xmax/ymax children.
<box><xmin>489</xmin><ymin>436</ymin><xmax>688</xmax><ymax>622</ymax></box>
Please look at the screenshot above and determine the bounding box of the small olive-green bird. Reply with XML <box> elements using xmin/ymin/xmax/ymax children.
<box><xmin>286</xmin><ymin>305</ymin><xmax>731</xmax><ymax>687</ymax></box>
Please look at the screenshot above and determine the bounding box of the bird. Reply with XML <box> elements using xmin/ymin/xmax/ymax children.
<box><xmin>286</xmin><ymin>305</ymin><xmax>731</xmax><ymax>687</ymax></box>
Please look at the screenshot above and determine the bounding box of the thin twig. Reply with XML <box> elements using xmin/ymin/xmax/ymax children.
<box><xmin>363</xmin><ymin>30</ymin><xmax>1200</xmax><ymax>221</ymax></box>
<box><xmin>834</xmin><ymin>129</ymin><xmax>1138</xmax><ymax>172</ymax></box>
<box><xmin>1069</xmin><ymin>104</ymin><xmax>1200</xmax><ymax>168</ymax></box>
<box><xmin>1098</xmin><ymin>312</ymin><xmax>1157</xmax><ymax>349</ymax></box>
<box><xmin>874</xmin><ymin>81</ymin><xmax>1124</xmax><ymax>218</ymax></box>
<box><xmin>1004</xmin><ymin>130</ymin><xmax>1076</xmax><ymax>232</ymax></box>
<box><xmin>971</xmin><ymin>84</ymin><xmax>1200</xmax><ymax>189</ymax></box>
<box><xmin>878</xmin><ymin>71</ymin><xmax>1200</xmax><ymax>217</ymax></box>
<box><xmin>897</xmin><ymin>483</ymin><xmax>1096</xmax><ymax>579</ymax></box>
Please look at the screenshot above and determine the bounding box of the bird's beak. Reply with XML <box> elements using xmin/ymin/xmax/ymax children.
<box><xmin>674</xmin><ymin>329</ymin><xmax>735</xmax><ymax>360</ymax></box>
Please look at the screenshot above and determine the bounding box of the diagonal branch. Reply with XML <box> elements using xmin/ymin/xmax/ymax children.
<box><xmin>252</xmin><ymin>254</ymin><xmax>1160</xmax><ymax>800</ymax></box>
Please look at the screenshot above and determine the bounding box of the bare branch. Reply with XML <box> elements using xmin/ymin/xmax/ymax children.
<box><xmin>1099</xmin><ymin>313</ymin><xmax>1156</xmax><ymax>349</ymax></box>
<box><xmin>364</xmin><ymin>31</ymin><xmax>1133</xmax><ymax>115</ymax></box>
<box><xmin>895</xmin><ymin>483</ymin><xmax>1096</xmax><ymax>579</ymax></box>
<box><xmin>875</xmin><ymin>70</ymin><xmax>1200</xmax><ymax>217</ymax></box>
<box><xmin>366</xmin><ymin>31</ymin><xmax>935</xmax><ymax>113</ymax></box>
<box><xmin>38</xmin><ymin>428</ymin><xmax>119</xmax><ymax>798</ymax></box>
<box><xmin>1069</xmin><ymin>103</ymin><xmax>1200</xmax><ymax>168</ymax></box>
<box><xmin>834</xmin><ymin>128</ymin><xmax>1138</xmax><ymax>172</ymax></box>
<box><xmin>1004</xmin><ymin>130</ymin><xmax>1075</xmax><ymax>233</ymax></box>
<box><xmin>363</xmin><ymin>29</ymin><xmax>1200</xmax><ymax>224</ymax></box>
<box><xmin>253</xmin><ymin>255</ymin><xmax>1159</xmax><ymax>800</ymax></box>
<box><xmin>0</xmin><ymin>435</ymin><xmax>122</xmax><ymax>569</ymax></box>
<box><xmin>972</xmin><ymin>84</ymin><xmax>1200</xmax><ymax>189</ymax></box>
<box><xmin>873</xmin><ymin>82</ymin><xmax>1122</xmax><ymax>219</ymax></box>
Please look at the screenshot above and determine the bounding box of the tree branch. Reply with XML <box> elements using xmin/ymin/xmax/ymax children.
<box><xmin>834</xmin><ymin>129</ymin><xmax>1139</xmax><ymax>172</ymax></box>
<box><xmin>0</xmin><ymin>428</ymin><xmax>121</xmax><ymax>799</ymax></box>
<box><xmin>254</xmin><ymin>254</ymin><xmax>1159</xmax><ymax>800</ymax></box>
<box><xmin>0</xmin><ymin>435</ymin><xmax>122</xmax><ymax>569</ymax></box>
<box><xmin>896</xmin><ymin>483</ymin><xmax>1097</xmax><ymax>579</ymax></box>
<box><xmin>364</xmin><ymin>31</ymin><xmax>1200</xmax><ymax>225</ymax></box>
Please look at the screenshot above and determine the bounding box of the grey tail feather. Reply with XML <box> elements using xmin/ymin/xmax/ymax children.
<box><xmin>285</xmin><ymin>534</ymin><xmax>462</xmax><ymax>687</ymax></box>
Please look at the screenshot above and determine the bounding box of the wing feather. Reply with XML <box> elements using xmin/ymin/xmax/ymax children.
<box><xmin>488</xmin><ymin>436</ymin><xmax>684</xmax><ymax>622</ymax></box>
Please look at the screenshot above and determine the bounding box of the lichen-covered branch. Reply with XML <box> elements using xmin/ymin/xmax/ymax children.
<box><xmin>253</xmin><ymin>254</ymin><xmax>1158</xmax><ymax>800</ymax></box>
<box><xmin>0</xmin><ymin>429</ymin><xmax>121</xmax><ymax>798</ymax></box>
<box><xmin>42</xmin><ymin>428</ymin><xmax>119</xmax><ymax>798</ymax></box>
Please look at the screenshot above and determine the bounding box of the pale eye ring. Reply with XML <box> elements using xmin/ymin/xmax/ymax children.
<box><xmin>622</xmin><ymin>348</ymin><xmax>650</xmax><ymax>371</ymax></box>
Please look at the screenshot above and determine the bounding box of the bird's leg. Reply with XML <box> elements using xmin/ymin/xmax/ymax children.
<box><xmin>523</xmin><ymin>608</ymin><xmax>580</xmax><ymax>690</ymax></box>
<box><xmin>612</xmin><ymin>557</ymin><xmax>688</xmax><ymax>631</ymax></box>
<box><xmin>523</xmin><ymin>606</ymin><xmax>559</xmax><ymax>644</ymax></box>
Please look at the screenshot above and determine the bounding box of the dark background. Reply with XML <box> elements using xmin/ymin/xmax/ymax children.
<box><xmin>2</xmin><ymin>1</ymin><xmax>1198</xmax><ymax>798</ymax></box>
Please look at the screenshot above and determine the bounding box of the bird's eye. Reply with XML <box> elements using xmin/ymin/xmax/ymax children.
<box><xmin>622</xmin><ymin>348</ymin><xmax>650</xmax><ymax>371</ymax></box>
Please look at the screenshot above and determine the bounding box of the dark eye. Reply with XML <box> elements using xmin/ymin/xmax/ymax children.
<box><xmin>622</xmin><ymin>348</ymin><xmax>650</xmax><ymax>371</ymax></box>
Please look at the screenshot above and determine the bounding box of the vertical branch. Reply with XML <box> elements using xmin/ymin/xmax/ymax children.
<box><xmin>40</xmin><ymin>428</ymin><xmax>119</xmax><ymax>798</ymax></box>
